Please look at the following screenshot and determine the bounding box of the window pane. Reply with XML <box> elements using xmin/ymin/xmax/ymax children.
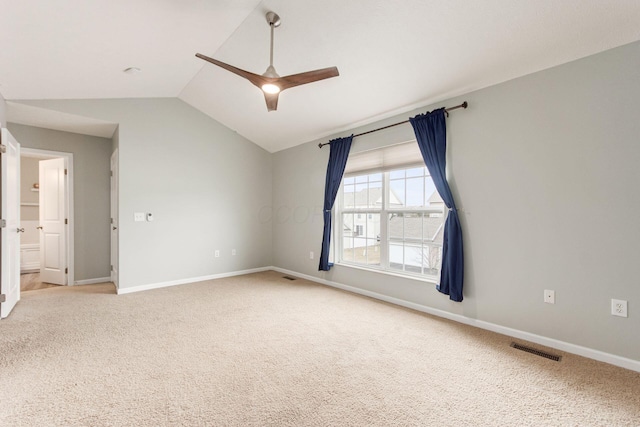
<box><xmin>368</xmin><ymin>172</ymin><xmax>382</xmax><ymax>182</ymax></box>
<box><xmin>389</xmin><ymin>213</ymin><xmax>403</xmax><ymax>239</ymax></box>
<box><xmin>403</xmin><ymin>213</ymin><xmax>422</xmax><ymax>240</ymax></box>
<box><xmin>366</xmin><ymin>214</ymin><xmax>381</xmax><ymax>266</ymax></box>
<box><xmin>423</xmin><ymin>245</ymin><xmax>442</xmax><ymax>275</ymax></box>
<box><xmin>344</xmin><ymin>176</ymin><xmax>355</xmax><ymax>185</ymax></box>
<box><xmin>367</xmin><ymin>183</ymin><xmax>383</xmax><ymax>208</ymax></box>
<box><xmin>423</xmin><ymin>213</ymin><xmax>444</xmax><ymax>242</ymax></box>
<box><xmin>404</xmin><ymin>244</ymin><xmax>423</xmax><ymax>273</ymax></box>
<box><xmin>390</xmin><ymin>169</ymin><xmax>405</xmax><ymax>179</ymax></box>
<box><xmin>389</xmin><ymin>179</ymin><xmax>405</xmax><ymax>206</ymax></box>
<box><xmin>354</xmin><ymin>183</ymin><xmax>367</xmax><ymax>207</ymax></box>
<box><xmin>366</xmin><ymin>239</ymin><xmax>380</xmax><ymax>265</ymax></box>
<box><xmin>389</xmin><ymin>243</ymin><xmax>404</xmax><ymax>271</ymax></box>
<box><xmin>344</xmin><ymin>185</ymin><xmax>355</xmax><ymax>208</ymax></box>
<box><xmin>367</xmin><ymin>213</ymin><xmax>380</xmax><ymax>240</ymax></box>
<box><xmin>353</xmin><ymin>237</ymin><xmax>367</xmax><ymax>263</ymax></box>
<box><xmin>342</xmin><ymin>239</ymin><xmax>354</xmax><ymax>262</ymax></box>
<box><xmin>346</xmin><ymin>173</ymin><xmax>385</xmax><ymax>209</ymax></box>
<box><xmin>406</xmin><ymin>167</ymin><xmax>424</xmax><ymax>178</ymax></box>
<box><xmin>342</xmin><ymin>213</ymin><xmax>354</xmax><ymax>262</ymax></box>
<box><xmin>405</xmin><ymin>177</ymin><xmax>424</xmax><ymax>207</ymax></box>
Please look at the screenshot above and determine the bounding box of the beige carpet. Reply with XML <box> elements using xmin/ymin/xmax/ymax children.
<box><xmin>0</xmin><ymin>271</ymin><xmax>638</xmax><ymax>426</ymax></box>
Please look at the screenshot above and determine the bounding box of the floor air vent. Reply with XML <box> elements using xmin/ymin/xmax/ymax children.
<box><xmin>282</xmin><ymin>276</ymin><xmax>297</xmax><ymax>281</ymax></box>
<box><xmin>510</xmin><ymin>342</ymin><xmax>562</xmax><ymax>362</ymax></box>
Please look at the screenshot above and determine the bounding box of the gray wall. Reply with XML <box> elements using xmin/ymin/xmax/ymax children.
<box><xmin>0</xmin><ymin>91</ymin><xmax>6</xmax><ymax>127</ymax></box>
<box><xmin>8</xmin><ymin>124</ymin><xmax>112</xmax><ymax>281</ymax></box>
<box><xmin>14</xmin><ymin>98</ymin><xmax>273</xmax><ymax>290</ymax></box>
<box><xmin>20</xmin><ymin>157</ymin><xmax>39</xmax><ymax>220</ymax></box>
<box><xmin>272</xmin><ymin>41</ymin><xmax>640</xmax><ymax>362</ymax></box>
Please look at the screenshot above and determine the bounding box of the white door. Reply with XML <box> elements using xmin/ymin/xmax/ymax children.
<box><xmin>1</xmin><ymin>128</ymin><xmax>21</xmax><ymax>318</ymax></box>
<box><xmin>110</xmin><ymin>149</ymin><xmax>118</xmax><ymax>288</ymax></box>
<box><xmin>39</xmin><ymin>158</ymin><xmax>67</xmax><ymax>285</ymax></box>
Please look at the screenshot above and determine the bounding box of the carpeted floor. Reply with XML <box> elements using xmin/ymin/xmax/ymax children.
<box><xmin>1</xmin><ymin>270</ymin><xmax>639</xmax><ymax>426</ymax></box>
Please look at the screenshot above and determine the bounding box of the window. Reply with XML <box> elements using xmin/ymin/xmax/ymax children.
<box><xmin>336</xmin><ymin>142</ymin><xmax>445</xmax><ymax>280</ymax></box>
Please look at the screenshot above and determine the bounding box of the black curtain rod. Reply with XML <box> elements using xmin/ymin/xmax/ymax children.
<box><xmin>318</xmin><ymin>101</ymin><xmax>468</xmax><ymax>149</ymax></box>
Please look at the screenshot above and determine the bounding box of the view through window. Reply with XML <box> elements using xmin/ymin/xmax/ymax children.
<box><xmin>339</xmin><ymin>165</ymin><xmax>445</xmax><ymax>279</ymax></box>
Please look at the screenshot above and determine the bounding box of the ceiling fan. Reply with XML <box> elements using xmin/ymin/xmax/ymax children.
<box><xmin>196</xmin><ymin>11</ymin><xmax>339</xmax><ymax>112</ymax></box>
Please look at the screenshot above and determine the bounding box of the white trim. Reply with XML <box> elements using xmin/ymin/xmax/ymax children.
<box><xmin>21</xmin><ymin>147</ymin><xmax>74</xmax><ymax>287</ymax></box>
<box><xmin>74</xmin><ymin>277</ymin><xmax>111</xmax><ymax>286</ymax></box>
<box><xmin>110</xmin><ymin>148</ymin><xmax>119</xmax><ymax>289</ymax></box>
<box><xmin>20</xmin><ymin>243</ymin><xmax>39</xmax><ymax>250</ymax></box>
<box><xmin>335</xmin><ymin>260</ymin><xmax>439</xmax><ymax>284</ymax></box>
<box><xmin>270</xmin><ymin>266</ymin><xmax>640</xmax><ymax>373</ymax></box>
<box><xmin>19</xmin><ymin>242</ymin><xmax>40</xmax><ymax>273</ymax></box>
<box><xmin>116</xmin><ymin>267</ymin><xmax>272</xmax><ymax>295</ymax></box>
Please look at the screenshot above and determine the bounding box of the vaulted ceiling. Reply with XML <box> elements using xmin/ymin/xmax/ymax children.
<box><xmin>2</xmin><ymin>0</ymin><xmax>639</xmax><ymax>152</ymax></box>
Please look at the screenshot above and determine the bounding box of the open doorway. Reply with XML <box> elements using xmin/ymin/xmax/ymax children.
<box><xmin>19</xmin><ymin>148</ymin><xmax>73</xmax><ymax>291</ymax></box>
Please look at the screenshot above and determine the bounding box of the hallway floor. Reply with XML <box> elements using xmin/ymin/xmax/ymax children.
<box><xmin>20</xmin><ymin>272</ymin><xmax>60</xmax><ymax>292</ymax></box>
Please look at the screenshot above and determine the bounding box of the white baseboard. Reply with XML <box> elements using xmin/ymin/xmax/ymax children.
<box><xmin>270</xmin><ymin>266</ymin><xmax>640</xmax><ymax>373</ymax></box>
<box><xmin>74</xmin><ymin>277</ymin><xmax>111</xmax><ymax>286</ymax></box>
<box><xmin>115</xmin><ymin>267</ymin><xmax>272</xmax><ymax>295</ymax></box>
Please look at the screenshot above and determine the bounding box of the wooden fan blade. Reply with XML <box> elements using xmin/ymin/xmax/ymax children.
<box><xmin>195</xmin><ymin>53</ymin><xmax>267</xmax><ymax>89</ymax></box>
<box><xmin>278</xmin><ymin>66</ymin><xmax>339</xmax><ymax>90</ymax></box>
<box><xmin>264</xmin><ymin>92</ymin><xmax>279</xmax><ymax>112</ymax></box>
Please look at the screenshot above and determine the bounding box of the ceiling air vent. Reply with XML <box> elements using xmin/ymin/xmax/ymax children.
<box><xmin>510</xmin><ymin>342</ymin><xmax>562</xmax><ymax>362</ymax></box>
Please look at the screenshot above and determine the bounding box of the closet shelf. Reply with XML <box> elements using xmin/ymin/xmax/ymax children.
<box><xmin>21</xmin><ymin>202</ymin><xmax>39</xmax><ymax>207</ymax></box>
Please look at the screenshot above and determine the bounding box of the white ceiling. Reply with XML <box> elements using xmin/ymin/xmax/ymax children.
<box><xmin>2</xmin><ymin>0</ymin><xmax>640</xmax><ymax>152</ymax></box>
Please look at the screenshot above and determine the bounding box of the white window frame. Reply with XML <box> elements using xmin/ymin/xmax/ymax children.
<box><xmin>334</xmin><ymin>165</ymin><xmax>446</xmax><ymax>282</ymax></box>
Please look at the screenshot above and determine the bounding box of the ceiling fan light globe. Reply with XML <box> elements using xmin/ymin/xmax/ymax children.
<box><xmin>262</xmin><ymin>83</ymin><xmax>281</xmax><ymax>94</ymax></box>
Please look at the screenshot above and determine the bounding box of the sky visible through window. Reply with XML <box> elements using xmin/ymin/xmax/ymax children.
<box><xmin>343</xmin><ymin>167</ymin><xmax>438</xmax><ymax>208</ymax></box>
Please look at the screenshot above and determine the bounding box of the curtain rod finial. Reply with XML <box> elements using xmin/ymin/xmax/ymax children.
<box><xmin>462</xmin><ymin>101</ymin><xmax>468</xmax><ymax>108</ymax></box>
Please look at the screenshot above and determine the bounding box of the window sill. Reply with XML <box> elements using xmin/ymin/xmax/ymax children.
<box><xmin>334</xmin><ymin>261</ymin><xmax>439</xmax><ymax>285</ymax></box>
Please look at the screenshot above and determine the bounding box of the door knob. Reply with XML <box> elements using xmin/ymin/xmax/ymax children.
<box><xmin>17</xmin><ymin>228</ymin><xmax>24</xmax><ymax>233</ymax></box>
<box><xmin>36</xmin><ymin>226</ymin><xmax>43</xmax><ymax>230</ymax></box>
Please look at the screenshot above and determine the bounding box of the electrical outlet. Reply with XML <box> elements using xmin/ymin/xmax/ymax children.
<box><xmin>134</xmin><ymin>212</ymin><xmax>145</xmax><ymax>222</ymax></box>
<box><xmin>544</xmin><ymin>290</ymin><xmax>555</xmax><ymax>304</ymax></box>
<box><xmin>309</xmin><ymin>251</ymin><xmax>314</xmax><ymax>260</ymax></box>
<box><xmin>215</xmin><ymin>250</ymin><xmax>220</xmax><ymax>258</ymax></box>
<box><xmin>611</xmin><ymin>299</ymin><xmax>628</xmax><ymax>318</ymax></box>
<box><xmin>231</xmin><ymin>249</ymin><xmax>236</xmax><ymax>256</ymax></box>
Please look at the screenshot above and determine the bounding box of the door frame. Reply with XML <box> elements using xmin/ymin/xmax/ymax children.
<box><xmin>1</xmin><ymin>128</ymin><xmax>21</xmax><ymax>318</ymax></box>
<box><xmin>110</xmin><ymin>149</ymin><xmax>118</xmax><ymax>289</ymax></box>
<box><xmin>21</xmin><ymin>147</ymin><xmax>74</xmax><ymax>286</ymax></box>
